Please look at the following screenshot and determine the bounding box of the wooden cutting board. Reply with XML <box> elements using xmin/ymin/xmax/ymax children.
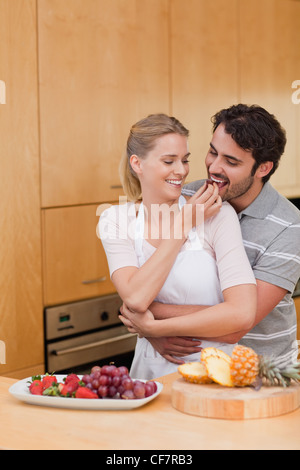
<box><xmin>171</xmin><ymin>378</ymin><xmax>300</xmax><ymax>420</ymax></box>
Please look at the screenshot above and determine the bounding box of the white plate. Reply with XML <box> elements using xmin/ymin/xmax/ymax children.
<box><xmin>9</xmin><ymin>375</ymin><xmax>163</xmax><ymax>410</ymax></box>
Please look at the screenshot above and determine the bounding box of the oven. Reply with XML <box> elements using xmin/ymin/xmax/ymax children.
<box><xmin>44</xmin><ymin>294</ymin><xmax>137</xmax><ymax>375</ymax></box>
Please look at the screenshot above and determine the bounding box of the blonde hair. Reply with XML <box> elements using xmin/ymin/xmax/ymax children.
<box><xmin>119</xmin><ymin>113</ymin><xmax>189</xmax><ymax>201</ymax></box>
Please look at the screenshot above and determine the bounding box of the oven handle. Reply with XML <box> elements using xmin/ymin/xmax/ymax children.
<box><xmin>52</xmin><ymin>333</ymin><xmax>137</xmax><ymax>356</ymax></box>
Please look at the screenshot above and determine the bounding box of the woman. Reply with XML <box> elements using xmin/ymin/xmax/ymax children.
<box><xmin>99</xmin><ymin>114</ymin><xmax>256</xmax><ymax>380</ymax></box>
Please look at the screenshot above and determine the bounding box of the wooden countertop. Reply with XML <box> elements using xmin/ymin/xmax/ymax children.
<box><xmin>1</xmin><ymin>373</ymin><xmax>300</xmax><ymax>450</ymax></box>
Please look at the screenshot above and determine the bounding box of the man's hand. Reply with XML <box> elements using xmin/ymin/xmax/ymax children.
<box><xmin>146</xmin><ymin>336</ymin><xmax>202</xmax><ymax>365</ymax></box>
<box><xmin>119</xmin><ymin>303</ymin><xmax>155</xmax><ymax>337</ymax></box>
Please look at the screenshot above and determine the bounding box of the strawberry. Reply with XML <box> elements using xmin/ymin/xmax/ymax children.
<box><xmin>60</xmin><ymin>379</ymin><xmax>80</xmax><ymax>397</ymax></box>
<box><xmin>29</xmin><ymin>380</ymin><xmax>43</xmax><ymax>395</ymax></box>
<box><xmin>75</xmin><ymin>386</ymin><xmax>98</xmax><ymax>399</ymax></box>
<box><xmin>42</xmin><ymin>375</ymin><xmax>57</xmax><ymax>390</ymax></box>
<box><xmin>64</xmin><ymin>374</ymin><xmax>80</xmax><ymax>385</ymax></box>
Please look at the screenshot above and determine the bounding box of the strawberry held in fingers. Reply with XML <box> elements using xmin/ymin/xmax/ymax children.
<box><xmin>209</xmin><ymin>174</ymin><xmax>228</xmax><ymax>190</ymax></box>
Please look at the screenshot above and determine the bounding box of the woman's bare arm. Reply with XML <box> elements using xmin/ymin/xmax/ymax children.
<box><xmin>119</xmin><ymin>284</ymin><xmax>257</xmax><ymax>338</ymax></box>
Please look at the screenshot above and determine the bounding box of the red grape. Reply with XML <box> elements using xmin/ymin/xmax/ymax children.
<box><xmin>90</xmin><ymin>370</ymin><xmax>101</xmax><ymax>380</ymax></box>
<box><xmin>101</xmin><ymin>364</ymin><xmax>116</xmax><ymax>376</ymax></box>
<box><xmin>147</xmin><ymin>381</ymin><xmax>157</xmax><ymax>393</ymax></box>
<box><xmin>133</xmin><ymin>382</ymin><xmax>146</xmax><ymax>399</ymax></box>
<box><xmin>122</xmin><ymin>377</ymin><xmax>133</xmax><ymax>390</ymax></box>
<box><xmin>99</xmin><ymin>374</ymin><xmax>111</xmax><ymax>386</ymax></box>
<box><xmin>91</xmin><ymin>378</ymin><xmax>100</xmax><ymax>389</ymax></box>
<box><xmin>121</xmin><ymin>389</ymin><xmax>135</xmax><ymax>399</ymax></box>
<box><xmin>98</xmin><ymin>385</ymin><xmax>108</xmax><ymax>398</ymax></box>
<box><xmin>100</xmin><ymin>365</ymin><xmax>111</xmax><ymax>375</ymax></box>
<box><xmin>145</xmin><ymin>381</ymin><xmax>157</xmax><ymax>397</ymax></box>
<box><xmin>111</xmin><ymin>367</ymin><xmax>121</xmax><ymax>378</ymax></box>
<box><xmin>108</xmin><ymin>385</ymin><xmax>117</xmax><ymax>398</ymax></box>
<box><xmin>112</xmin><ymin>375</ymin><xmax>121</xmax><ymax>387</ymax></box>
<box><xmin>118</xmin><ymin>366</ymin><xmax>129</xmax><ymax>376</ymax></box>
<box><xmin>82</xmin><ymin>374</ymin><xmax>92</xmax><ymax>385</ymax></box>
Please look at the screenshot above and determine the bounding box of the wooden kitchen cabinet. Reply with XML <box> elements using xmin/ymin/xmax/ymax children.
<box><xmin>38</xmin><ymin>0</ymin><xmax>170</xmax><ymax>208</ymax></box>
<box><xmin>294</xmin><ymin>297</ymin><xmax>300</xmax><ymax>343</ymax></box>
<box><xmin>239</xmin><ymin>0</ymin><xmax>300</xmax><ymax>198</ymax></box>
<box><xmin>42</xmin><ymin>204</ymin><xmax>116</xmax><ymax>306</ymax></box>
<box><xmin>170</xmin><ymin>0</ymin><xmax>240</xmax><ymax>183</ymax></box>
<box><xmin>0</xmin><ymin>0</ymin><xmax>44</xmax><ymax>378</ymax></box>
<box><xmin>171</xmin><ymin>0</ymin><xmax>300</xmax><ymax>195</ymax></box>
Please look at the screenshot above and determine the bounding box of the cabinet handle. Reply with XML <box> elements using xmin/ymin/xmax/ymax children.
<box><xmin>110</xmin><ymin>184</ymin><xmax>122</xmax><ymax>189</ymax></box>
<box><xmin>81</xmin><ymin>276</ymin><xmax>107</xmax><ymax>285</ymax></box>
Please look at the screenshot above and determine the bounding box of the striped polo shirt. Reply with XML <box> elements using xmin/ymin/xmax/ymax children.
<box><xmin>182</xmin><ymin>181</ymin><xmax>300</xmax><ymax>365</ymax></box>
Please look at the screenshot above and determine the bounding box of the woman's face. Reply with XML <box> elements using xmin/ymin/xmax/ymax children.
<box><xmin>133</xmin><ymin>133</ymin><xmax>190</xmax><ymax>204</ymax></box>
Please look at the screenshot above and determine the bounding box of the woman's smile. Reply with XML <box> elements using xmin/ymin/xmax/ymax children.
<box><xmin>165</xmin><ymin>178</ymin><xmax>184</xmax><ymax>188</ymax></box>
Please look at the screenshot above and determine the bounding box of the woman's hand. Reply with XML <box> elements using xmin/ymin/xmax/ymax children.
<box><xmin>178</xmin><ymin>182</ymin><xmax>222</xmax><ymax>237</ymax></box>
<box><xmin>119</xmin><ymin>304</ymin><xmax>155</xmax><ymax>337</ymax></box>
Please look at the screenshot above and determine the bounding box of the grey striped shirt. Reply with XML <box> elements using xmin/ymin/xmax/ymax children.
<box><xmin>182</xmin><ymin>181</ymin><xmax>300</xmax><ymax>364</ymax></box>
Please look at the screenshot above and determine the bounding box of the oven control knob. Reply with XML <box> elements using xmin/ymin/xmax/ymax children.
<box><xmin>101</xmin><ymin>311</ymin><xmax>109</xmax><ymax>321</ymax></box>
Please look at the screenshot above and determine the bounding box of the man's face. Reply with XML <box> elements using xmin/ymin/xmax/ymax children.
<box><xmin>205</xmin><ymin>124</ymin><xmax>257</xmax><ymax>205</ymax></box>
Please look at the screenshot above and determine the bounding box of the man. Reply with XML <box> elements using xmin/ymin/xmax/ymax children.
<box><xmin>148</xmin><ymin>104</ymin><xmax>300</xmax><ymax>366</ymax></box>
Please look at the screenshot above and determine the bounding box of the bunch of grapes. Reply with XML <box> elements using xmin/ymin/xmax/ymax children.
<box><xmin>81</xmin><ymin>364</ymin><xmax>157</xmax><ymax>400</ymax></box>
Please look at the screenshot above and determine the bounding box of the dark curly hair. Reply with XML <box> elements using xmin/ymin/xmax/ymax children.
<box><xmin>211</xmin><ymin>104</ymin><xmax>287</xmax><ymax>182</ymax></box>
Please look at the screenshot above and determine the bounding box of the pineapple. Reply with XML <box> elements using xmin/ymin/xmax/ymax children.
<box><xmin>201</xmin><ymin>347</ymin><xmax>231</xmax><ymax>364</ymax></box>
<box><xmin>178</xmin><ymin>348</ymin><xmax>233</xmax><ymax>386</ymax></box>
<box><xmin>178</xmin><ymin>345</ymin><xmax>300</xmax><ymax>388</ymax></box>
<box><xmin>231</xmin><ymin>345</ymin><xmax>300</xmax><ymax>388</ymax></box>
<box><xmin>204</xmin><ymin>354</ymin><xmax>233</xmax><ymax>387</ymax></box>
<box><xmin>178</xmin><ymin>361</ymin><xmax>212</xmax><ymax>384</ymax></box>
<box><xmin>230</xmin><ymin>345</ymin><xmax>259</xmax><ymax>387</ymax></box>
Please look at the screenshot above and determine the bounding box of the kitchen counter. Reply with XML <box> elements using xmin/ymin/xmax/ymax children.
<box><xmin>1</xmin><ymin>373</ymin><xmax>300</xmax><ymax>450</ymax></box>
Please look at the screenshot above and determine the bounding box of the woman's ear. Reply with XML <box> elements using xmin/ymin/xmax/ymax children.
<box><xmin>129</xmin><ymin>154</ymin><xmax>142</xmax><ymax>175</ymax></box>
<box><xmin>256</xmin><ymin>161</ymin><xmax>273</xmax><ymax>179</ymax></box>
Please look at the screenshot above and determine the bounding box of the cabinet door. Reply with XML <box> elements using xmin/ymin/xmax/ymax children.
<box><xmin>38</xmin><ymin>0</ymin><xmax>170</xmax><ymax>208</ymax></box>
<box><xmin>42</xmin><ymin>205</ymin><xmax>116</xmax><ymax>305</ymax></box>
<box><xmin>0</xmin><ymin>0</ymin><xmax>44</xmax><ymax>377</ymax></box>
<box><xmin>239</xmin><ymin>0</ymin><xmax>300</xmax><ymax>197</ymax></box>
<box><xmin>171</xmin><ymin>0</ymin><xmax>239</xmax><ymax>183</ymax></box>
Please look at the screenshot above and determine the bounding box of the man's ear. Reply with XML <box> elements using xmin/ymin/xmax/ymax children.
<box><xmin>255</xmin><ymin>161</ymin><xmax>273</xmax><ymax>179</ymax></box>
<box><xmin>129</xmin><ymin>154</ymin><xmax>142</xmax><ymax>175</ymax></box>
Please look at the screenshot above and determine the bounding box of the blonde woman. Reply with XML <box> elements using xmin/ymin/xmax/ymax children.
<box><xmin>99</xmin><ymin>114</ymin><xmax>256</xmax><ymax>380</ymax></box>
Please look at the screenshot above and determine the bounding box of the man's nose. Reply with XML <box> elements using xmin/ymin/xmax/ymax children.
<box><xmin>208</xmin><ymin>156</ymin><xmax>223</xmax><ymax>175</ymax></box>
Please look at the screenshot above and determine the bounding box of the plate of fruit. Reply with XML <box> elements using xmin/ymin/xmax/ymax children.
<box><xmin>9</xmin><ymin>364</ymin><xmax>162</xmax><ymax>410</ymax></box>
